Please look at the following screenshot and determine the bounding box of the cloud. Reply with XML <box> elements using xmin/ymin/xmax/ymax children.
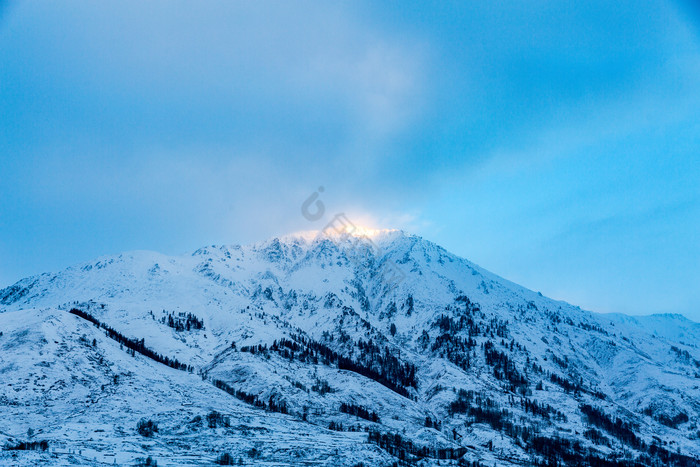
<box><xmin>1</xmin><ymin>1</ymin><xmax>699</xmax><ymax>320</ymax></box>
<box><xmin>4</xmin><ymin>1</ymin><xmax>425</xmax><ymax>139</ymax></box>
<box><xmin>304</xmin><ymin>41</ymin><xmax>425</xmax><ymax>136</ymax></box>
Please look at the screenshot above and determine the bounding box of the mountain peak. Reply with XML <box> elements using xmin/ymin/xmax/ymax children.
<box><xmin>1</xmin><ymin>232</ymin><xmax>699</xmax><ymax>466</ymax></box>
<box><xmin>278</xmin><ymin>227</ymin><xmax>406</xmax><ymax>245</ymax></box>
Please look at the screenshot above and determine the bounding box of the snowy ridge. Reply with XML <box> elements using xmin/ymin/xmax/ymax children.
<box><xmin>0</xmin><ymin>231</ymin><xmax>699</xmax><ymax>466</ymax></box>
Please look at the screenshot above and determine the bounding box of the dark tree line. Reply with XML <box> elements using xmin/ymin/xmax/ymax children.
<box><xmin>539</xmin><ymin>363</ymin><xmax>604</xmax><ymax>399</ymax></box>
<box><xmin>311</xmin><ymin>377</ymin><xmax>334</xmax><ymax>395</ymax></box>
<box><xmin>580</xmin><ymin>404</ymin><xmax>643</xmax><ymax>450</ymax></box>
<box><xmin>455</xmin><ymin>294</ymin><xmax>481</xmax><ymax>314</ymax></box>
<box><xmin>206</xmin><ymin>410</ymin><xmax>230</xmax><ymax>428</ymax></box>
<box><xmin>449</xmin><ymin>390</ymin><xmax>568</xmax><ymax>449</ymax></box>
<box><xmin>529</xmin><ymin>359</ymin><xmax>603</xmax><ymax>399</ymax></box>
<box><xmin>549</xmin><ymin>372</ymin><xmax>583</xmax><ymax>394</ymax></box>
<box><xmin>449</xmin><ymin>389</ymin><xmax>497</xmax><ymax>416</ymax></box>
<box><xmin>4</xmin><ymin>440</ymin><xmax>49</xmax><ymax>451</ymax></box>
<box><xmin>339</xmin><ymin>402</ymin><xmax>380</xmax><ymax>423</ymax></box>
<box><xmin>642</xmin><ymin>406</ymin><xmax>689</xmax><ymax>428</ymax></box>
<box><xmin>428</xmin><ymin>296</ymin><xmax>513</xmax><ymax>374</ymax></box>
<box><xmin>670</xmin><ymin>345</ymin><xmax>700</xmax><ymax>368</ymax></box>
<box><xmin>328</xmin><ymin>421</ymin><xmax>364</xmax><ymax>432</ymax></box>
<box><xmin>584</xmin><ymin>428</ymin><xmax>610</xmax><ymax>447</ymax></box>
<box><xmin>644</xmin><ymin>444</ymin><xmax>700</xmax><ymax>467</ymax></box>
<box><xmin>527</xmin><ymin>435</ymin><xmax>699</xmax><ymax>467</ymax></box>
<box><xmin>367</xmin><ymin>431</ymin><xmax>468</xmax><ymax>462</ymax></box>
<box><xmin>447</xmin><ymin>388</ymin><xmax>697</xmax><ymax>465</ymax></box>
<box><xmin>161</xmin><ymin>311</ymin><xmax>204</xmax><ymax>332</ymax></box>
<box><xmin>137</xmin><ymin>419</ymin><xmax>158</xmax><ymax>437</ymax></box>
<box><xmin>69</xmin><ymin>308</ymin><xmax>194</xmax><ymax>372</ymax></box>
<box><xmin>430</xmin><ymin>314</ymin><xmax>478</xmax><ymax>371</ymax></box>
<box><xmin>215</xmin><ymin>453</ymin><xmax>236</xmax><ymax>465</ymax></box>
<box><xmin>69</xmin><ymin>307</ymin><xmax>100</xmax><ymax>325</ymax></box>
<box><xmin>575</xmin><ymin>321</ymin><xmax>609</xmax><ymax>336</ymax></box>
<box><xmin>242</xmin><ymin>335</ymin><xmax>418</xmax><ymax>399</ymax></box>
<box><xmin>434</xmin><ymin>314</ymin><xmax>480</xmax><ymax>336</ymax></box>
<box><xmin>424</xmin><ymin>416</ymin><xmax>441</xmax><ymax>430</ymax></box>
<box><xmin>212</xmin><ymin>379</ymin><xmax>288</xmax><ymax>414</ymax></box>
<box><xmin>518</xmin><ymin>396</ymin><xmax>567</xmax><ymax>422</ymax></box>
<box><xmin>483</xmin><ymin>340</ymin><xmax>528</xmax><ymax>392</ymax></box>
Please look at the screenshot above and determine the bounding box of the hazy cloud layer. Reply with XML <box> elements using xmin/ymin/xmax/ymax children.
<box><xmin>1</xmin><ymin>1</ymin><xmax>698</xmax><ymax>319</ymax></box>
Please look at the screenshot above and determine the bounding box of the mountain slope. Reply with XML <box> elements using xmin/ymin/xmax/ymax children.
<box><xmin>1</xmin><ymin>230</ymin><xmax>699</xmax><ymax>466</ymax></box>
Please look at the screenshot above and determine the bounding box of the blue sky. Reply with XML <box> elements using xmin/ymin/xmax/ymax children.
<box><xmin>1</xmin><ymin>1</ymin><xmax>698</xmax><ymax>319</ymax></box>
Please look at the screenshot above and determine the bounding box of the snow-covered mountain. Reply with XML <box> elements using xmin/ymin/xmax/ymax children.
<box><xmin>1</xmin><ymin>230</ymin><xmax>698</xmax><ymax>466</ymax></box>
